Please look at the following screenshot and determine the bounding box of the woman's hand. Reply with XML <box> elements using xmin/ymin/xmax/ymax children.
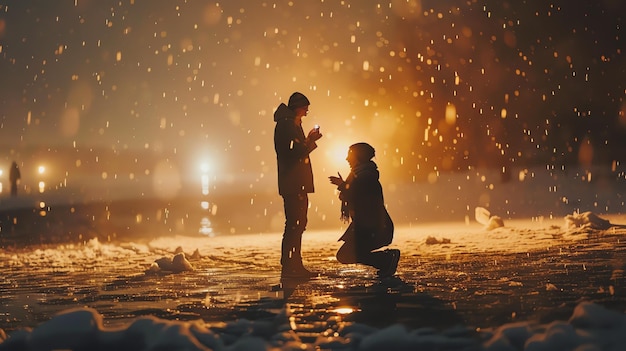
<box><xmin>329</xmin><ymin>172</ymin><xmax>344</xmax><ymax>186</ymax></box>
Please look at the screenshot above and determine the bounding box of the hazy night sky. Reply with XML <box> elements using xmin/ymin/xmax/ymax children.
<box><xmin>0</xmin><ymin>0</ymin><xmax>624</xmax><ymax>195</ymax></box>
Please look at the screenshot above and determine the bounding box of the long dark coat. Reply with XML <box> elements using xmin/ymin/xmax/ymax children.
<box><xmin>337</xmin><ymin>161</ymin><xmax>393</xmax><ymax>250</ymax></box>
<box><xmin>273</xmin><ymin>103</ymin><xmax>317</xmax><ymax>196</ymax></box>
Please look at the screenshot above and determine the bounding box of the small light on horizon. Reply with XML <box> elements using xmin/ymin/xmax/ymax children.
<box><xmin>199</xmin><ymin>161</ymin><xmax>211</xmax><ymax>195</ymax></box>
<box><xmin>333</xmin><ymin>307</ymin><xmax>355</xmax><ymax>315</ymax></box>
<box><xmin>201</xmin><ymin>174</ymin><xmax>210</xmax><ymax>195</ymax></box>
<box><xmin>38</xmin><ymin>201</ymin><xmax>47</xmax><ymax>216</ymax></box>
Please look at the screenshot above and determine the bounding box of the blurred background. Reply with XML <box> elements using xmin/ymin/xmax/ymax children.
<box><xmin>0</xmin><ymin>0</ymin><xmax>624</xmax><ymax>240</ymax></box>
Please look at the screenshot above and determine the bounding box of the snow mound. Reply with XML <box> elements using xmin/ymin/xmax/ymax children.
<box><xmin>564</xmin><ymin>211</ymin><xmax>613</xmax><ymax>231</ymax></box>
<box><xmin>484</xmin><ymin>301</ymin><xmax>626</xmax><ymax>351</ymax></box>
<box><xmin>2</xmin><ymin>301</ymin><xmax>626</xmax><ymax>351</ymax></box>
<box><xmin>475</xmin><ymin>207</ymin><xmax>505</xmax><ymax>230</ymax></box>
<box><xmin>425</xmin><ymin>236</ymin><xmax>451</xmax><ymax>245</ymax></box>
<box><xmin>147</xmin><ymin>252</ymin><xmax>194</xmax><ymax>273</ymax></box>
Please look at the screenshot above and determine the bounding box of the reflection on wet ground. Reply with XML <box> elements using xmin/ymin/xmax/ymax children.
<box><xmin>1</xmin><ymin>226</ymin><xmax>626</xmax><ymax>339</ymax></box>
<box><xmin>279</xmin><ymin>243</ymin><xmax>626</xmax><ymax>338</ymax></box>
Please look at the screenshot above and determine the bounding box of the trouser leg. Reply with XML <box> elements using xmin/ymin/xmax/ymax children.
<box><xmin>281</xmin><ymin>193</ymin><xmax>308</xmax><ymax>267</ymax></box>
<box><xmin>337</xmin><ymin>238</ymin><xmax>388</xmax><ymax>271</ymax></box>
<box><xmin>358</xmin><ymin>251</ymin><xmax>389</xmax><ymax>271</ymax></box>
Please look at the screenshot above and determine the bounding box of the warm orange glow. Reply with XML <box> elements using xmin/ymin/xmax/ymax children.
<box><xmin>323</xmin><ymin>141</ymin><xmax>351</xmax><ymax>172</ymax></box>
<box><xmin>333</xmin><ymin>307</ymin><xmax>355</xmax><ymax>314</ymax></box>
<box><xmin>152</xmin><ymin>161</ymin><xmax>181</xmax><ymax>199</ymax></box>
<box><xmin>199</xmin><ymin>217</ymin><xmax>214</xmax><ymax>236</ymax></box>
<box><xmin>201</xmin><ymin>175</ymin><xmax>210</xmax><ymax>195</ymax></box>
<box><xmin>445</xmin><ymin>103</ymin><xmax>456</xmax><ymax>125</ymax></box>
<box><xmin>198</xmin><ymin>160</ymin><xmax>212</xmax><ymax>196</ymax></box>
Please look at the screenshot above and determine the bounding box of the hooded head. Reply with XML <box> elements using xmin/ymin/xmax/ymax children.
<box><xmin>348</xmin><ymin>142</ymin><xmax>375</xmax><ymax>162</ymax></box>
<box><xmin>287</xmin><ymin>92</ymin><xmax>310</xmax><ymax>109</ymax></box>
<box><xmin>273</xmin><ymin>92</ymin><xmax>310</xmax><ymax>122</ymax></box>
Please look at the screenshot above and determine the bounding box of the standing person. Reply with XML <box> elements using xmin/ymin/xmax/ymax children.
<box><xmin>274</xmin><ymin>92</ymin><xmax>322</xmax><ymax>278</ymax></box>
<box><xmin>9</xmin><ymin>161</ymin><xmax>20</xmax><ymax>197</ymax></box>
<box><xmin>329</xmin><ymin>143</ymin><xmax>400</xmax><ymax>278</ymax></box>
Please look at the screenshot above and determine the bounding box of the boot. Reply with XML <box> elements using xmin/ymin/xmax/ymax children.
<box><xmin>378</xmin><ymin>249</ymin><xmax>400</xmax><ymax>277</ymax></box>
<box><xmin>281</xmin><ymin>260</ymin><xmax>316</xmax><ymax>278</ymax></box>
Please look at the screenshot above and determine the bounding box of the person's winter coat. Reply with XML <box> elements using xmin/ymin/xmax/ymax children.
<box><xmin>337</xmin><ymin>160</ymin><xmax>393</xmax><ymax>250</ymax></box>
<box><xmin>273</xmin><ymin>103</ymin><xmax>317</xmax><ymax>196</ymax></box>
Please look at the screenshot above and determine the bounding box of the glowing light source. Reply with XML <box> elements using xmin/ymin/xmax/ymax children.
<box><xmin>39</xmin><ymin>201</ymin><xmax>47</xmax><ymax>216</ymax></box>
<box><xmin>200</xmin><ymin>162</ymin><xmax>210</xmax><ymax>195</ymax></box>
<box><xmin>324</xmin><ymin>142</ymin><xmax>351</xmax><ymax>171</ymax></box>
<box><xmin>200</xmin><ymin>163</ymin><xmax>210</xmax><ymax>173</ymax></box>
<box><xmin>201</xmin><ymin>175</ymin><xmax>210</xmax><ymax>195</ymax></box>
<box><xmin>333</xmin><ymin>307</ymin><xmax>355</xmax><ymax>314</ymax></box>
<box><xmin>199</xmin><ymin>217</ymin><xmax>214</xmax><ymax>236</ymax></box>
<box><xmin>198</xmin><ymin>160</ymin><xmax>214</xmax><ymax>235</ymax></box>
<box><xmin>445</xmin><ymin>103</ymin><xmax>457</xmax><ymax>125</ymax></box>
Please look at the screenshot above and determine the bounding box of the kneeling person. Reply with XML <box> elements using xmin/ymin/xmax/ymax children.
<box><xmin>329</xmin><ymin>143</ymin><xmax>400</xmax><ymax>277</ymax></box>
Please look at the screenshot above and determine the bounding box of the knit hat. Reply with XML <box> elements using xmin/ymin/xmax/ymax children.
<box><xmin>288</xmin><ymin>92</ymin><xmax>310</xmax><ymax>109</ymax></box>
<box><xmin>349</xmin><ymin>142</ymin><xmax>375</xmax><ymax>161</ymax></box>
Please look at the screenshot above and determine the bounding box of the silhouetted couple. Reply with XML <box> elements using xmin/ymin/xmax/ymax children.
<box><xmin>273</xmin><ymin>92</ymin><xmax>399</xmax><ymax>279</ymax></box>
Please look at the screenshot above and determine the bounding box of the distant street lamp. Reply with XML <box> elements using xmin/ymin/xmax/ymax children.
<box><xmin>200</xmin><ymin>162</ymin><xmax>210</xmax><ymax>196</ymax></box>
<box><xmin>199</xmin><ymin>161</ymin><xmax>214</xmax><ymax>236</ymax></box>
<box><xmin>38</xmin><ymin>165</ymin><xmax>46</xmax><ymax>193</ymax></box>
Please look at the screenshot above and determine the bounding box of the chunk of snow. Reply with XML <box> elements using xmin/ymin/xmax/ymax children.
<box><xmin>564</xmin><ymin>211</ymin><xmax>612</xmax><ymax>231</ymax></box>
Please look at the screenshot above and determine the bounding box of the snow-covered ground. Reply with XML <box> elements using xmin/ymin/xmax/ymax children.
<box><xmin>1</xmin><ymin>209</ymin><xmax>626</xmax><ymax>350</ymax></box>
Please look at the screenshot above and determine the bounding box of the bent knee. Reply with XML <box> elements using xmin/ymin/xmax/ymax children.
<box><xmin>336</xmin><ymin>248</ymin><xmax>356</xmax><ymax>264</ymax></box>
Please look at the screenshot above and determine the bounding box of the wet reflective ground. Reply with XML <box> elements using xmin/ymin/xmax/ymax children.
<box><xmin>2</xmin><ymin>223</ymin><xmax>626</xmax><ymax>337</ymax></box>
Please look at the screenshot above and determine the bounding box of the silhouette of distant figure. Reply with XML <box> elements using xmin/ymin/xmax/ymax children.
<box><xmin>9</xmin><ymin>161</ymin><xmax>20</xmax><ymax>197</ymax></box>
<box><xmin>329</xmin><ymin>143</ymin><xmax>400</xmax><ymax>278</ymax></box>
<box><xmin>274</xmin><ymin>92</ymin><xmax>323</xmax><ymax>278</ymax></box>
